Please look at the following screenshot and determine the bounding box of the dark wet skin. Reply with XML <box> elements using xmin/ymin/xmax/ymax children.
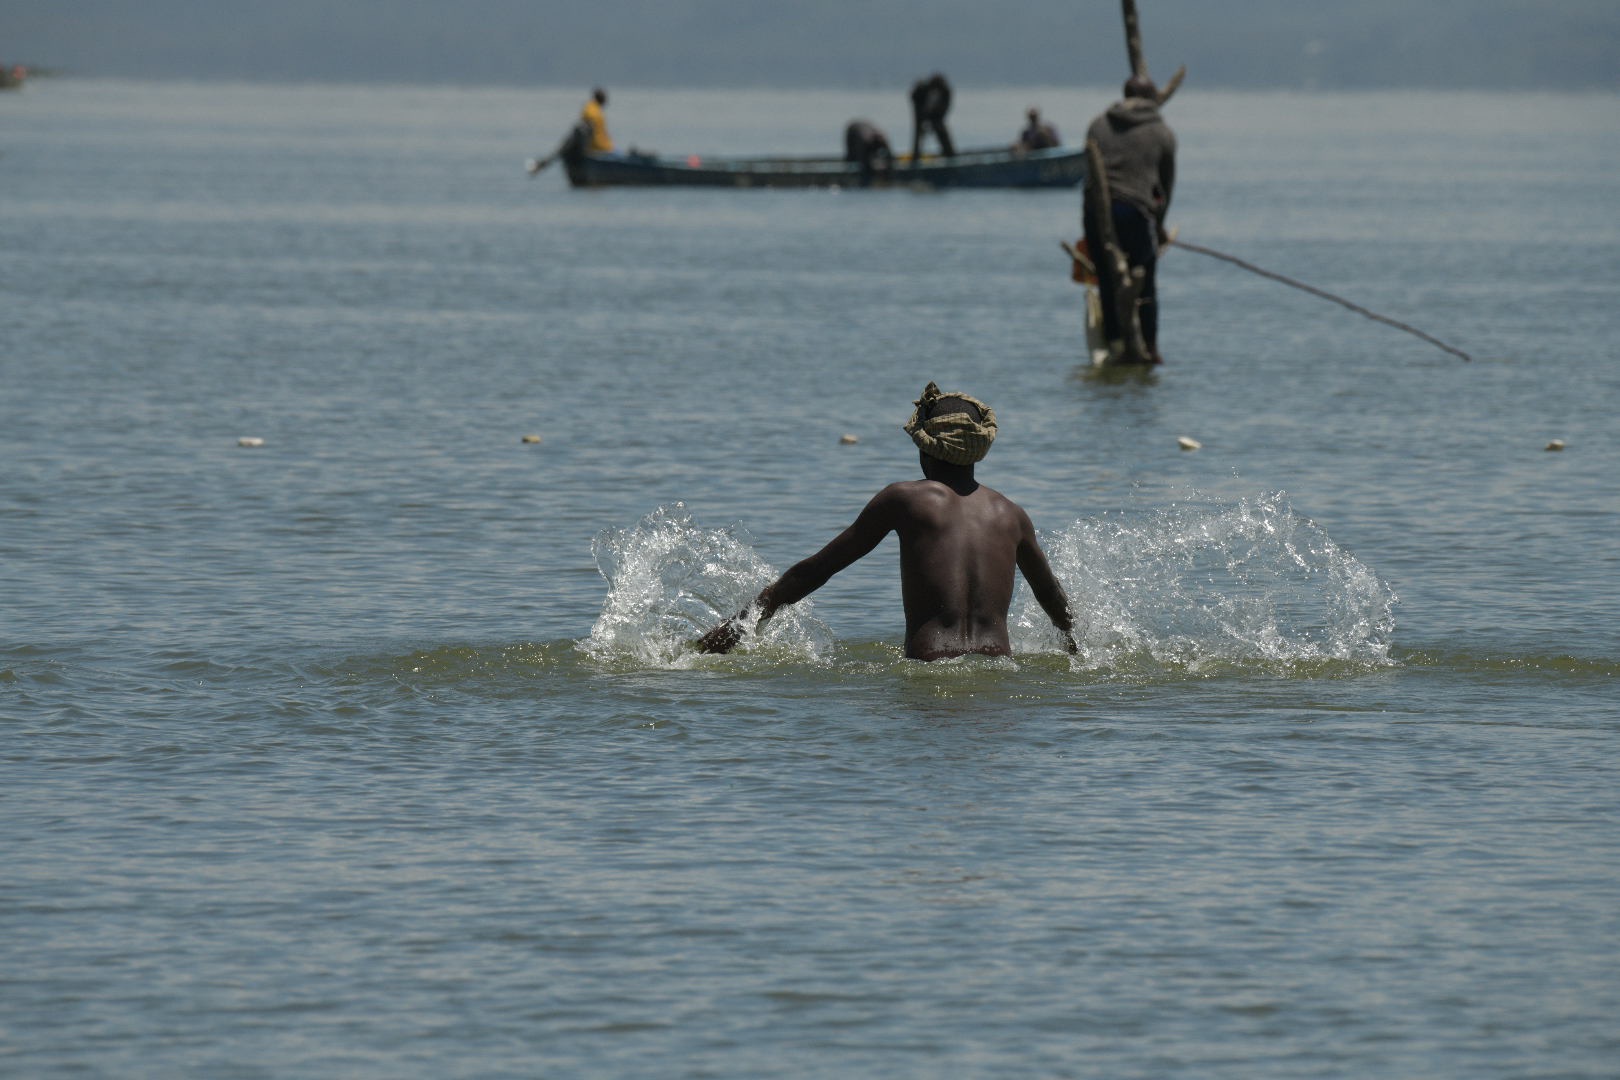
<box><xmin>696</xmin><ymin>453</ymin><xmax>1076</xmax><ymax>660</ymax></box>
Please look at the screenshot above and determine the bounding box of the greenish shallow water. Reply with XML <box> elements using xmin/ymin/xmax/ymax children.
<box><xmin>2</xmin><ymin>80</ymin><xmax>1618</xmax><ymax>1077</ymax></box>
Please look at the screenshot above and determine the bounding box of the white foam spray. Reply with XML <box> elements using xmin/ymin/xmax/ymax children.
<box><xmin>1014</xmin><ymin>490</ymin><xmax>1398</xmax><ymax>672</ymax></box>
<box><xmin>583</xmin><ymin>504</ymin><xmax>833</xmax><ymax>667</ymax></box>
<box><xmin>586</xmin><ymin>494</ymin><xmax>1397</xmax><ymax>674</ymax></box>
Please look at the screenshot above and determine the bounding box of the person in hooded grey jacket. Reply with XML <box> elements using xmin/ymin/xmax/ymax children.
<box><xmin>1083</xmin><ymin>75</ymin><xmax>1177</xmax><ymax>363</ymax></box>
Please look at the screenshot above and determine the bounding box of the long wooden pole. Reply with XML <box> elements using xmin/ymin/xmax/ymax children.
<box><xmin>1121</xmin><ymin>0</ymin><xmax>1148</xmax><ymax>78</ymax></box>
<box><xmin>1170</xmin><ymin>238</ymin><xmax>1475</xmax><ymax>362</ymax></box>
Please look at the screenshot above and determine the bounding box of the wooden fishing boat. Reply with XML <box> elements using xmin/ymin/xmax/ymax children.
<box><xmin>561</xmin><ymin>144</ymin><xmax>1087</xmax><ymax>190</ymax></box>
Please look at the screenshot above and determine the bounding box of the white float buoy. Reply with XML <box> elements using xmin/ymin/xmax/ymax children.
<box><xmin>1177</xmin><ymin>436</ymin><xmax>1202</xmax><ymax>451</ymax></box>
<box><xmin>839</xmin><ymin>434</ymin><xmax>859</xmax><ymax>445</ymax></box>
<box><xmin>521</xmin><ymin>434</ymin><xmax>543</xmax><ymax>444</ymax></box>
<box><xmin>237</xmin><ymin>436</ymin><xmax>264</xmax><ymax>448</ymax></box>
<box><xmin>1545</xmin><ymin>439</ymin><xmax>1565</xmax><ymax>452</ymax></box>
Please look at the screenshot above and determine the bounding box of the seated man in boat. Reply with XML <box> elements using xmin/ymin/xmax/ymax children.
<box><xmin>908</xmin><ymin>73</ymin><xmax>956</xmax><ymax>161</ymax></box>
<box><xmin>1083</xmin><ymin>75</ymin><xmax>1176</xmax><ymax>364</ymax></box>
<box><xmin>1016</xmin><ymin>107</ymin><xmax>1061</xmax><ymax>151</ymax></box>
<box><xmin>843</xmin><ymin>120</ymin><xmax>894</xmax><ymax>179</ymax></box>
<box><xmin>695</xmin><ymin>382</ymin><xmax>1079</xmax><ymax>661</ymax></box>
<box><xmin>579</xmin><ymin>87</ymin><xmax>613</xmax><ymax>153</ymax></box>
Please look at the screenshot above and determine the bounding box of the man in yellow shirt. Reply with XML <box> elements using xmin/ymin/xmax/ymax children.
<box><xmin>527</xmin><ymin>87</ymin><xmax>615</xmax><ymax>176</ymax></box>
<box><xmin>580</xmin><ymin>87</ymin><xmax>613</xmax><ymax>153</ymax></box>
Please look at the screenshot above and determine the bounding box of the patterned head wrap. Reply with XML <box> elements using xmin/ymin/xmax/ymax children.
<box><xmin>903</xmin><ymin>381</ymin><xmax>997</xmax><ymax>465</ymax></box>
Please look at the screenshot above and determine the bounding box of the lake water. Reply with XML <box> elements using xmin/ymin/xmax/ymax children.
<box><xmin>2</xmin><ymin>79</ymin><xmax>1618</xmax><ymax>1077</ymax></box>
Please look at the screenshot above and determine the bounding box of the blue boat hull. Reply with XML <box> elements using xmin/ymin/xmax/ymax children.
<box><xmin>564</xmin><ymin>145</ymin><xmax>1087</xmax><ymax>190</ymax></box>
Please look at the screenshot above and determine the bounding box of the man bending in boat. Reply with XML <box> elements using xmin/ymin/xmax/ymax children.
<box><xmin>696</xmin><ymin>382</ymin><xmax>1078</xmax><ymax>660</ymax></box>
<box><xmin>844</xmin><ymin>120</ymin><xmax>894</xmax><ymax>181</ymax></box>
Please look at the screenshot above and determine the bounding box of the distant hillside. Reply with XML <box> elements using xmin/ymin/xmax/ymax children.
<box><xmin>7</xmin><ymin>0</ymin><xmax>1617</xmax><ymax>90</ymax></box>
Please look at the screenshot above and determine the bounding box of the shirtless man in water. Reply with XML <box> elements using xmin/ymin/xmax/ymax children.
<box><xmin>696</xmin><ymin>382</ymin><xmax>1078</xmax><ymax>660</ymax></box>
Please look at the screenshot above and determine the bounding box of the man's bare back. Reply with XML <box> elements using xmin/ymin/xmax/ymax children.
<box><xmin>695</xmin><ymin>382</ymin><xmax>1076</xmax><ymax>661</ymax></box>
<box><xmin>889</xmin><ymin>477</ymin><xmax>1055</xmax><ymax>659</ymax></box>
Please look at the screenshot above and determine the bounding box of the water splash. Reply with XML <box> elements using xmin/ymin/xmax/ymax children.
<box><xmin>587</xmin><ymin>496</ymin><xmax>1395</xmax><ymax>675</ymax></box>
<box><xmin>582</xmin><ymin>504</ymin><xmax>833</xmax><ymax>667</ymax></box>
<box><xmin>1014</xmin><ymin>490</ymin><xmax>1398</xmax><ymax>673</ymax></box>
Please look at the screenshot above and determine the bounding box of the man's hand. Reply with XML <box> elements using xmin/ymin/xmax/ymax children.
<box><xmin>694</xmin><ymin>619</ymin><xmax>744</xmax><ymax>654</ymax></box>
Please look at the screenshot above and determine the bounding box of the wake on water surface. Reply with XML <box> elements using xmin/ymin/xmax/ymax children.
<box><xmin>582</xmin><ymin>495</ymin><xmax>1399</xmax><ymax>676</ymax></box>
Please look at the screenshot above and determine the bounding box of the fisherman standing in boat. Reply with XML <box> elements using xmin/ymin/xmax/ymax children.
<box><xmin>908</xmin><ymin>73</ymin><xmax>956</xmax><ymax>162</ymax></box>
<box><xmin>695</xmin><ymin>382</ymin><xmax>1078</xmax><ymax>661</ymax></box>
<box><xmin>1083</xmin><ymin>75</ymin><xmax>1176</xmax><ymax>364</ymax></box>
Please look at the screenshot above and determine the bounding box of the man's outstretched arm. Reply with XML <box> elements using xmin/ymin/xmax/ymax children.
<box><xmin>1015</xmin><ymin>516</ymin><xmax>1078</xmax><ymax>654</ymax></box>
<box><xmin>695</xmin><ymin>488</ymin><xmax>901</xmax><ymax>654</ymax></box>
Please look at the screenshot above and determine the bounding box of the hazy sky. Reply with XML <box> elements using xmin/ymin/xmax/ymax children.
<box><xmin>6</xmin><ymin>0</ymin><xmax>1617</xmax><ymax>90</ymax></box>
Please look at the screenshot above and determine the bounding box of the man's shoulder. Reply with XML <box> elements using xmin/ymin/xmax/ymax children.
<box><xmin>872</xmin><ymin>478</ymin><xmax>981</xmax><ymax>511</ymax></box>
<box><xmin>885</xmin><ymin>479</ymin><xmax>1025</xmax><ymax>513</ymax></box>
<box><xmin>974</xmin><ymin>484</ymin><xmax>1037</xmax><ymax>529</ymax></box>
<box><xmin>877</xmin><ymin>478</ymin><xmax>949</xmax><ymax>502</ymax></box>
